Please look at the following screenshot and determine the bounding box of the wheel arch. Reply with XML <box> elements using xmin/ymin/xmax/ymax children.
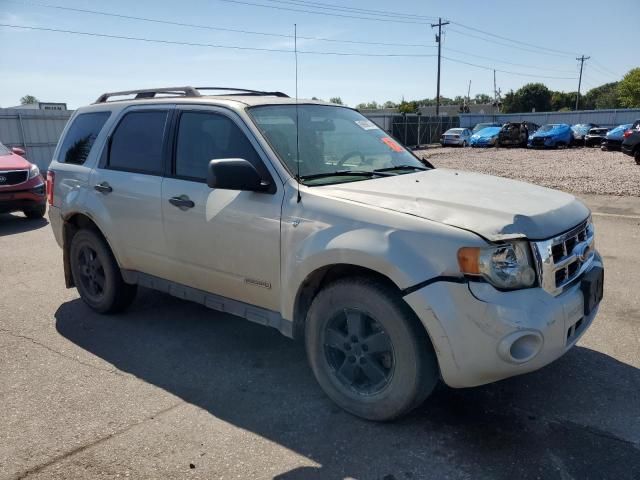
<box><xmin>62</xmin><ymin>212</ymin><xmax>122</xmax><ymax>288</ymax></box>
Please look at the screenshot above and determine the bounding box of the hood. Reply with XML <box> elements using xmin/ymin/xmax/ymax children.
<box><xmin>471</xmin><ymin>126</ymin><xmax>501</xmax><ymax>139</ymax></box>
<box><xmin>532</xmin><ymin>125</ymin><xmax>569</xmax><ymax>138</ymax></box>
<box><xmin>318</xmin><ymin>169</ymin><xmax>589</xmax><ymax>241</ymax></box>
<box><xmin>0</xmin><ymin>152</ymin><xmax>31</xmax><ymax>170</ymax></box>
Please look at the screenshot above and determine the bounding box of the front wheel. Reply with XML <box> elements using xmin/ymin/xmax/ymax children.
<box><xmin>70</xmin><ymin>229</ymin><xmax>137</xmax><ymax>313</ymax></box>
<box><xmin>305</xmin><ymin>278</ymin><xmax>439</xmax><ymax>421</ymax></box>
<box><xmin>462</xmin><ymin>140</ymin><xmax>468</xmax><ymax>148</ymax></box>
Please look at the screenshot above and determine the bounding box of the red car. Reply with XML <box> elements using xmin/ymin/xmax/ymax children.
<box><xmin>0</xmin><ymin>142</ymin><xmax>46</xmax><ymax>219</ymax></box>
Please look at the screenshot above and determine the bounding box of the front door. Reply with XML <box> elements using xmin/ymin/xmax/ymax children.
<box><xmin>161</xmin><ymin>107</ymin><xmax>283</xmax><ymax>311</ymax></box>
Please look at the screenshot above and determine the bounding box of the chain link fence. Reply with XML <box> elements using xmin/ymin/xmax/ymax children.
<box><xmin>364</xmin><ymin>113</ymin><xmax>460</xmax><ymax>148</ymax></box>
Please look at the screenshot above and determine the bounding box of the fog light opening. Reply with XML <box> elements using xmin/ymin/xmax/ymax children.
<box><xmin>498</xmin><ymin>331</ymin><xmax>543</xmax><ymax>364</ymax></box>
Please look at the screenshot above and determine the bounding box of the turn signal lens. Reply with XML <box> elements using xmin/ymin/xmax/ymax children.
<box><xmin>457</xmin><ymin>247</ymin><xmax>481</xmax><ymax>274</ymax></box>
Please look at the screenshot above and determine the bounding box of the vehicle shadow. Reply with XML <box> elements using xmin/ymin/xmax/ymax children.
<box><xmin>55</xmin><ymin>289</ymin><xmax>640</xmax><ymax>480</ymax></box>
<box><xmin>0</xmin><ymin>213</ymin><xmax>48</xmax><ymax>236</ymax></box>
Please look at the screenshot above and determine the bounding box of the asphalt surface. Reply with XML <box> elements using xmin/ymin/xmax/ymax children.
<box><xmin>1</xmin><ymin>197</ymin><xmax>639</xmax><ymax>480</ymax></box>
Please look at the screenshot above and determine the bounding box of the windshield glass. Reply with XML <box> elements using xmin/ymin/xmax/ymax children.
<box><xmin>0</xmin><ymin>142</ymin><xmax>10</xmax><ymax>155</ymax></box>
<box><xmin>249</xmin><ymin>105</ymin><xmax>427</xmax><ymax>185</ymax></box>
<box><xmin>538</xmin><ymin>124</ymin><xmax>559</xmax><ymax>133</ymax></box>
<box><xmin>472</xmin><ymin>123</ymin><xmax>498</xmax><ymax>133</ymax></box>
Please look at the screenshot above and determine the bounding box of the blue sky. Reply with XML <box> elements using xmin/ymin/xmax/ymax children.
<box><xmin>0</xmin><ymin>0</ymin><xmax>636</xmax><ymax>108</ymax></box>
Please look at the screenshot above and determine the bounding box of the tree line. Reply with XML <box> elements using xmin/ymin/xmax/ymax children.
<box><xmin>328</xmin><ymin>67</ymin><xmax>640</xmax><ymax>114</ymax></box>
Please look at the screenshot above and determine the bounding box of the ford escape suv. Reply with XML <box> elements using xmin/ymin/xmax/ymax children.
<box><xmin>48</xmin><ymin>86</ymin><xmax>604</xmax><ymax>421</ymax></box>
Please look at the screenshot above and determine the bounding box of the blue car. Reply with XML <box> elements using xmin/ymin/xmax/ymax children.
<box><xmin>601</xmin><ymin>123</ymin><xmax>632</xmax><ymax>151</ymax></box>
<box><xmin>469</xmin><ymin>126</ymin><xmax>501</xmax><ymax>147</ymax></box>
<box><xmin>527</xmin><ymin>124</ymin><xmax>573</xmax><ymax>148</ymax></box>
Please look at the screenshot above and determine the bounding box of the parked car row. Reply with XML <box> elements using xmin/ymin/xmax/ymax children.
<box><xmin>461</xmin><ymin>120</ymin><xmax>640</xmax><ymax>162</ymax></box>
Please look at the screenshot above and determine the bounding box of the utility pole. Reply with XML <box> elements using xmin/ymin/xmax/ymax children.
<box><xmin>431</xmin><ymin>17</ymin><xmax>449</xmax><ymax>117</ymax></box>
<box><xmin>467</xmin><ymin>79</ymin><xmax>471</xmax><ymax>109</ymax></box>
<box><xmin>575</xmin><ymin>54</ymin><xmax>590</xmax><ymax>110</ymax></box>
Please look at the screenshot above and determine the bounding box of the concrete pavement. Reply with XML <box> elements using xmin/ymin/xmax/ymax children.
<box><xmin>0</xmin><ymin>196</ymin><xmax>639</xmax><ymax>480</ymax></box>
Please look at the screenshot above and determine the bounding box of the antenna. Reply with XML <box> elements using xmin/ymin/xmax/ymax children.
<box><xmin>294</xmin><ymin>23</ymin><xmax>301</xmax><ymax>203</ymax></box>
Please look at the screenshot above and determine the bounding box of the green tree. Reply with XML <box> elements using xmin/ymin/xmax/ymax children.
<box><xmin>355</xmin><ymin>101</ymin><xmax>379</xmax><ymax>110</ymax></box>
<box><xmin>617</xmin><ymin>68</ymin><xmax>640</xmax><ymax>108</ymax></box>
<box><xmin>550</xmin><ymin>91</ymin><xmax>575</xmax><ymax>111</ymax></box>
<box><xmin>474</xmin><ymin>93</ymin><xmax>492</xmax><ymax>104</ymax></box>
<box><xmin>397</xmin><ymin>100</ymin><xmax>419</xmax><ymax>114</ymax></box>
<box><xmin>502</xmin><ymin>83</ymin><xmax>551</xmax><ymax>113</ymax></box>
<box><xmin>383</xmin><ymin>100</ymin><xmax>397</xmax><ymax>108</ymax></box>
<box><xmin>20</xmin><ymin>95</ymin><xmax>39</xmax><ymax>105</ymax></box>
<box><xmin>582</xmin><ymin>82</ymin><xmax>620</xmax><ymax>109</ymax></box>
<box><xmin>329</xmin><ymin>96</ymin><xmax>343</xmax><ymax>105</ymax></box>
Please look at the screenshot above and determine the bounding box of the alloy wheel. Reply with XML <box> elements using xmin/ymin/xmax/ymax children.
<box><xmin>323</xmin><ymin>308</ymin><xmax>395</xmax><ymax>395</ymax></box>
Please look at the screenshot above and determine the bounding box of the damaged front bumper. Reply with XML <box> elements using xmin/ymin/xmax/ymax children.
<box><xmin>404</xmin><ymin>253</ymin><xmax>603</xmax><ymax>388</ymax></box>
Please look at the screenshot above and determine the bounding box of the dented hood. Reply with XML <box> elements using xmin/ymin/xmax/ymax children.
<box><xmin>318</xmin><ymin>169</ymin><xmax>590</xmax><ymax>241</ymax></box>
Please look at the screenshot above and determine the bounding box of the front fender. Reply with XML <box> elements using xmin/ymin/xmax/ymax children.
<box><xmin>279</xmin><ymin>182</ymin><xmax>486</xmax><ymax>320</ymax></box>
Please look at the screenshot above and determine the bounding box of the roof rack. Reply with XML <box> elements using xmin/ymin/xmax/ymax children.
<box><xmin>94</xmin><ymin>86</ymin><xmax>289</xmax><ymax>104</ymax></box>
<box><xmin>196</xmin><ymin>87</ymin><xmax>289</xmax><ymax>98</ymax></box>
<box><xmin>94</xmin><ymin>86</ymin><xmax>201</xmax><ymax>104</ymax></box>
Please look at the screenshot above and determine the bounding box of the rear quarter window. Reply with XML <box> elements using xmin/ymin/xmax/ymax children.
<box><xmin>58</xmin><ymin>112</ymin><xmax>110</xmax><ymax>165</ymax></box>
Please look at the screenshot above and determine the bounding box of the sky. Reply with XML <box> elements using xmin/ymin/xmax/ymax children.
<box><xmin>0</xmin><ymin>0</ymin><xmax>636</xmax><ymax>109</ymax></box>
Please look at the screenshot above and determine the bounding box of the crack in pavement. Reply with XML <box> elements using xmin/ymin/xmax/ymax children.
<box><xmin>0</xmin><ymin>327</ymin><xmax>126</xmax><ymax>378</ymax></box>
<box><xmin>10</xmin><ymin>401</ymin><xmax>185</xmax><ymax>480</ymax></box>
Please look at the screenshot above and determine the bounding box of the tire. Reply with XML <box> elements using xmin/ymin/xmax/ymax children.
<box><xmin>635</xmin><ymin>150</ymin><xmax>640</xmax><ymax>165</ymax></box>
<box><xmin>305</xmin><ymin>277</ymin><xmax>439</xmax><ymax>421</ymax></box>
<box><xmin>462</xmin><ymin>140</ymin><xmax>468</xmax><ymax>148</ymax></box>
<box><xmin>69</xmin><ymin>229</ymin><xmax>137</xmax><ymax>313</ymax></box>
<box><xmin>24</xmin><ymin>204</ymin><xmax>46</xmax><ymax>219</ymax></box>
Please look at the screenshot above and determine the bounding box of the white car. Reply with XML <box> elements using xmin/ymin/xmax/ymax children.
<box><xmin>440</xmin><ymin>128</ymin><xmax>472</xmax><ymax>147</ymax></box>
<box><xmin>47</xmin><ymin>86</ymin><xmax>603</xmax><ymax>421</ymax></box>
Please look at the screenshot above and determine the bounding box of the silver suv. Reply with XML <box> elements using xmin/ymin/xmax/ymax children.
<box><xmin>48</xmin><ymin>86</ymin><xmax>604</xmax><ymax>421</ymax></box>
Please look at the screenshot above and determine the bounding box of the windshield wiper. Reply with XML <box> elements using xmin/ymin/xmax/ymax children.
<box><xmin>299</xmin><ymin>170</ymin><xmax>393</xmax><ymax>181</ymax></box>
<box><xmin>373</xmin><ymin>165</ymin><xmax>428</xmax><ymax>173</ymax></box>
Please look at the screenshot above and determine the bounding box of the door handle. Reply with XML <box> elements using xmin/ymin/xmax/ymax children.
<box><xmin>169</xmin><ymin>195</ymin><xmax>195</xmax><ymax>209</ymax></box>
<box><xmin>94</xmin><ymin>182</ymin><xmax>112</xmax><ymax>194</ymax></box>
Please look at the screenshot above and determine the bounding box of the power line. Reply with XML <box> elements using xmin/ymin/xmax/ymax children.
<box><xmin>442</xmin><ymin>56</ymin><xmax>578</xmax><ymax>80</ymax></box>
<box><xmin>0</xmin><ymin>23</ymin><xmax>438</xmax><ymax>57</ymax></box>
<box><xmin>447</xmin><ymin>27</ymin><xmax>573</xmax><ymax>58</ymax></box>
<box><xmin>214</xmin><ymin>0</ymin><xmax>430</xmax><ymax>24</ymax></box>
<box><xmin>449</xmin><ymin>21</ymin><xmax>578</xmax><ymax>57</ymax></box>
<box><xmin>259</xmin><ymin>0</ymin><xmax>436</xmax><ymax>21</ymax></box>
<box><xmin>7</xmin><ymin>0</ymin><xmax>437</xmax><ymax>48</ymax></box>
<box><xmin>443</xmin><ymin>46</ymin><xmax>577</xmax><ymax>73</ymax></box>
<box><xmin>590</xmin><ymin>59</ymin><xmax>622</xmax><ymax>79</ymax></box>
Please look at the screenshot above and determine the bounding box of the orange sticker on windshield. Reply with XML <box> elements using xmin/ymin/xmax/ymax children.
<box><xmin>381</xmin><ymin>137</ymin><xmax>403</xmax><ymax>152</ymax></box>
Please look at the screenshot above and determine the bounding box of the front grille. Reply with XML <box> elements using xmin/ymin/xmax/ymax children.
<box><xmin>0</xmin><ymin>170</ymin><xmax>29</xmax><ymax>186</ymax></box>
<box><xmin>533</xmin><ymin>220</ymin><xmax>595</xmax><ymax>296</ymax></box>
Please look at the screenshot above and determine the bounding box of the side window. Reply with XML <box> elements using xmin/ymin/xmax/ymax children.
<box><xmin>59</xmin><ymin>112</ymin><xmax>110</xmax><ymax>165</ymax></box>
<box><xmin>108</xmin><ymin>110</ymin><xmax>168</xmax><ymax>174</ymax></box>
<box><xmin>175</xmin><ymin>111</ymin><xmax>264</xmax><ymax>181</ymax></box>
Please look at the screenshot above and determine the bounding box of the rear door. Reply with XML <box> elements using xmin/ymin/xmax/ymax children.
<box><xmin>161</xmin><ymin>106</ymin><xmax>283</xmax><ymax>311</ymax></box>
<box><xmin>90</xmin><ymin>106</ymin><xmax>172</xmax><ymax>277</ymax></box>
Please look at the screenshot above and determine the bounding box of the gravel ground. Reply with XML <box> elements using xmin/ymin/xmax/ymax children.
<box><xmin>418</xmin><ymin>146</ymin><xmax>640</xmax><ymax>197</ymax></box>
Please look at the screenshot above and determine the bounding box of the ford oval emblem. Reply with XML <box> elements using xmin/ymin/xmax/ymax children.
<box><xmin>573</xmin><ymin>242</ymin><xmax>591</xmax><ymax>262</ymax></box>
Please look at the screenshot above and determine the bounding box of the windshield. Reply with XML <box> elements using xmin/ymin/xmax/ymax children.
<box><xmin>249</xmin><ymin>105</ymin><xmax>427</xmax><ymax>185</ymax></box>
<box><xmin>538</xmin><ymin>124</ymin><xmax>561</xmax><ymax>133</ymax></box>
<box><xmin>0</xmin><ymin>142</ymin><xmax>10</xmax><ymax>155</ymax></box>
<box><xmin>472</xmin><ymin>123</ymin><xmax>498</xmax><ymax>133</ymax></box>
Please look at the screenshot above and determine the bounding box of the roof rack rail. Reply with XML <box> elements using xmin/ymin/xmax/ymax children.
<box><xmin>196</xmin><ymin>87</ymin><xmax>289</xmax><ymax>98</ymax></box>
<box><xmin>94</xmin><ymin>86</ymin><xmax>201</xmax><ymax>104</ymax></box>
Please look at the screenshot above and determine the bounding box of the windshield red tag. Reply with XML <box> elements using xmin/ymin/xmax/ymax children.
<box><xmin>381</xmin><ymin>137</ymin><xmax>403</xmax><ymax>152</ymax></box>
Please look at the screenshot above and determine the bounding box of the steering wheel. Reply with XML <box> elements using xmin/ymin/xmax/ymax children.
<box><xmin>337</xmin><ymin>151</ymin><xmax>366</xmax><ymax>168</ymax></box>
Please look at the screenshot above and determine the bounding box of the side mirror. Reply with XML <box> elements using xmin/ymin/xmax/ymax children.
<box><xmin>11</xmin><ymin>147</ymin><xmax>26</xmax><ymax>156</ymax></box>
<box><xmin>206</xmin><ymin>158</ymin><xmax>270</xmax><ymax>192</ymax></box>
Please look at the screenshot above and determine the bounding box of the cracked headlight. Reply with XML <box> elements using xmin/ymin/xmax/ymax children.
<box><xmin>457</xmin><ymin>241</ymin><xmax>536</xmax><ymax>289</ymax></box>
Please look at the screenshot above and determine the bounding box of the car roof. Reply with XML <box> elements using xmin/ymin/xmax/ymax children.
<box><xmin>75</xmin><ymin>86</ymin><xmax>339</xmax><ymax>113</ymax></box>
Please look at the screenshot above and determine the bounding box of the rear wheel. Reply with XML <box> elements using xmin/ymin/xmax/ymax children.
<box><xmin>70</xmin><ymin>229</ymin><xmax>137</xmax><ymax>313</ymax></box>
<box><xmin>635</xmin><ymin>150</ymin><xmax>640</xmax><ymax>165</ymax></box>
<box><xmin>24</xmin><ymin>204</ymin><xmax>45</xmax><ymax>219</ymax></box>
<box><xmin>305</xmin><ymin>278</ymin><xmax>439</xmax><ymax>421</ymax></box>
